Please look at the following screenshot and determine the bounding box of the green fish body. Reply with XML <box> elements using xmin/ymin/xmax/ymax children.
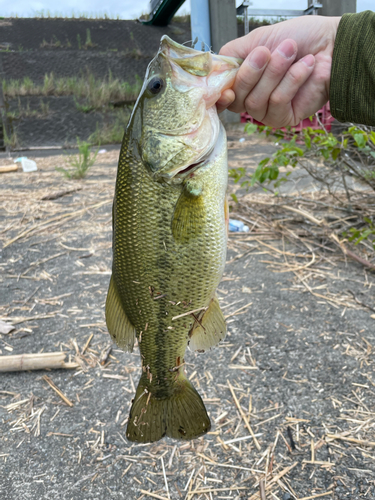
<box><xmin>106</xmin><ymin>36</ymin><xmax>241</xmax><ymax>443</ymax></box>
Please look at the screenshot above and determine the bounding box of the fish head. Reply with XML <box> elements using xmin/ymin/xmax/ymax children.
<box><xmin>131</xmin><ymin>35</ymin><xmax>241</xmax><ymax>183</ymax></box>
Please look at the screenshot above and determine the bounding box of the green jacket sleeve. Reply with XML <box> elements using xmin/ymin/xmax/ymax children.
<box><xmin>330</xmin><ymin>10</ymin><xmax>375</xmax><ymax>126</ymax></box>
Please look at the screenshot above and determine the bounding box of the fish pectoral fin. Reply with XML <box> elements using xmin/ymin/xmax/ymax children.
<box><xmin>171</xmin><ymin>182</ymin><xmax>204</xmax><ymax>243</ymax></box>
<box><xmin>105</xmin><ymin>276</ymin><xmax>136</xmax><ymax>353</ymax></box>
<box><xmin>188</xmin><ymin>295</ymin><xmax>226</xmax><ymax>352</ymax></box>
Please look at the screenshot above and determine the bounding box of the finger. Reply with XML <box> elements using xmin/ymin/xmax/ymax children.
<box><xmin>226</xmin><ymin>46</ymin><xmax>271</xmax><ymax>114</ymax></box>
<box><xmin>264</xmin><ymin>54</ymin><xmax>315</xmax><ymax>127</ymax></box>
<box><xmin>244</xmin><ymin>39</ymin><xmax>297</xmax><ymax>122</ymax></box>
<box><xmin>216</xmin><ymin>89</ymin><xmax>235</xmax><ymax>113</ymax></box>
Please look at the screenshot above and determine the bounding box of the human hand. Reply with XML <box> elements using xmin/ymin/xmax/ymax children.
<box><xmin>217</xmin><ymin>16</ymin><xmax>340</xmax><ymax>127</ymax></box>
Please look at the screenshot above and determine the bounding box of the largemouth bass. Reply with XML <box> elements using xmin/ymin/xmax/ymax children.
<box><xmin>106</xmin><ymin>36</ymin><xmax>241</xmax><ymax>443</ymax></box>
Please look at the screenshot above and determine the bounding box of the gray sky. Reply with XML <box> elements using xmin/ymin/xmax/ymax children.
<box><xmin>1</xmin><ymin>0</ymin><xmax>372</xmax><ymax>19</ymax></box>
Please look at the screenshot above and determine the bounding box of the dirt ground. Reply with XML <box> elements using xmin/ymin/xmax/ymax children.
<box><xmin>1</xmin><ymin>129</ymin><xmax>375</xmax><ymax>500</ymax></box>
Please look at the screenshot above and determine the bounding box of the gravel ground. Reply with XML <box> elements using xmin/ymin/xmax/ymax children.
<box><xmin>1</xmin><ymin>134</ymin><xmax>375</xmax><ymax>500</ymax></box>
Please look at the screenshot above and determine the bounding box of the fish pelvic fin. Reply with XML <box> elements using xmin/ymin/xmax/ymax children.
<box><xmin>126</xmin><ymin>374</ymin><xmax>211</xmax><ymax>443</ymax></box>
<box><xmin>105</xmin><ymin>276</ymin><xmax>136</xmax><ymax>352</ymax></box>
<box><xmin>188</xmin><ymin>295</ymin><xmax>226</xmax><ymax>352</ymax></box>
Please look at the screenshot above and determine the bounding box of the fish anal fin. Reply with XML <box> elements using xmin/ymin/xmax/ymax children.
<box><xmin>188</xmin><ymin>295</ymin><xmax>226</xmax><ymax>352</ymax></box>
<box><xmin>172</xmin><ymin>182</ymin><xmax>204</xmax><ymax>243</ymax></box>
<box><xmin>105</xmin><ymin>276</ymin><xmax>136</xmax><ymax>353</ymax></box>
<box><xmin>126</xmin><ymin>374</ymin><xmax>210</xmax><ymax>443</ymax></box>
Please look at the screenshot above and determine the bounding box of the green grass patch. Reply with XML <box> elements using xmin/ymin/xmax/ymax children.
<box><xmin>3</xmin><ymin>72</ymin><xmax>142</xmax><ymax>111</ymax></box>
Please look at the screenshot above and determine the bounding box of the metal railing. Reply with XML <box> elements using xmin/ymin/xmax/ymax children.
<box><xmin>237</xmin><ymin>1</ymin><xmax>323</xmax><ymax>35</ymax></box>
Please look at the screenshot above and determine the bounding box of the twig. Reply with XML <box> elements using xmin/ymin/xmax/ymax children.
<box><xmin>41</xmin><ymin>187</ymin><xmax>82</xmax><ymax>200</ymax></box>
<box><xmin>297</xmin><ymin>492</ymin><xmax>333</xmax><ymax>500</ymax></box>
<box><xmin>224</xmin><ymin>301</ymin><xmax>253</xmax><ymax>320</ymax></box>
<box><xmin>139</xmin><ymin>491</ymin><xmax>169</xmax><ymax>500</ymax></box>
<box><xmin>259</xmin><ymin>479</ymin><xmax>266</xmax><ymax>500</ymax></box>
<box><xmin>160</xmin><ymin>456</ymin><xmax>170</xmax><ymax>499</ymax></box>
<box><xmin>326</xmin><ymin>433</ymin><xmax>375</xmax><ymax>448</ymax></box>
<box><xmin>81</xmin><ymin>333</ymin><xmax>94</xmax><ymax>354</ymax></box>
<box><xmin>347</xmin><ymin>290</ymin><xmax>375</xmax><ymax>313</ymax></box>
<box><xmin>172</xmin><ymin>307</ymin><xmax>207</xmax><ymax>321</ymax></box>
<box><xmin>227</xmin><ymin>380</ymin><xmax>261</xmax><ymax>450</ymax></box>
<box><xmin>42</xmin><ymin>375</ymin><xmax>74</xmax><ymax>407</ymax></box>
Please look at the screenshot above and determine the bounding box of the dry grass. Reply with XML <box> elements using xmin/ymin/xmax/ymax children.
<box><xmin>0</xmin><ymin>144</ymin><xmax>374</xmax><ymax>498</ymax></box>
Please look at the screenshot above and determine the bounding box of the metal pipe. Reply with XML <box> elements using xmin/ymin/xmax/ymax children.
<box><xmin>190</xmin><ymin>0</ymin><xmax>211</xmax><ymax>51</ymax></box>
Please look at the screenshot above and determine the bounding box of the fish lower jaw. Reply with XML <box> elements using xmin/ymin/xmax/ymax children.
<box><xmin>162</xmin><ymin>107</ymin><xmax>221</xmax><ymax>182</ymax></box>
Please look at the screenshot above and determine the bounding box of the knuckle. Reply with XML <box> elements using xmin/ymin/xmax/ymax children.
<box><xmin>235</xmin><ymin>70</ymin><xmax>253</xmax><ymax>92</ymax></box>
<box><xmin>269</xmin><ymin>91</ymin><xmax>285</xmax><ymax>107</ymax></box>
<box><xmin>288</xmin><ymin>69</ymin><xmax>303</xmax><ymax>87</ymax></box>
<box><xmin>245</xmin><ymin>95</ymin><xmax>262</xmax><ymax>113</ymax></box>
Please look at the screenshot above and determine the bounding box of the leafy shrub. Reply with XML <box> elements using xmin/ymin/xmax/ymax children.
<box><xmin>230</xmin><ymin>121</ymin><xmax>375</xmax><ymax>251</ymax></box>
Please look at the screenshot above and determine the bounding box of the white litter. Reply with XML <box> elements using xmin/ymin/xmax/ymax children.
<box><xmin>14</xmin><ymin>157</ymin><xmax>38</xmax><ymax>172</ymax></box>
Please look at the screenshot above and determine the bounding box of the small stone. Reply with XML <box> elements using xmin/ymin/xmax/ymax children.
<box><xmin>283</xmin><ymin>494</ymin><xmax>292</xmax><ymax>500</ymax></box>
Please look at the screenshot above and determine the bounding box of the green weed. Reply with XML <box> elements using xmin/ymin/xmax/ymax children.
<box><xmin>84</xmin><ymin>29</ymin><xmax>96</xmax><ymax>48</ymax></box>
<box><xmin>39</xmin><ymin>99</ymin><xmax>49</xmax><ymax>115</ymax></box>
<box><xmin>56</xmin><ymin>139</ymin><xmax>99</xmax><ymax>179</ymax></box>
<box><xmin>74</xmin><ymin>98</ymin><xmax>94</xmax><ymax>113</ymax></box>
<box><xmin>3</xmin><ymin>72</ymin><xmax>142</xmax><ymax>111</ymax></box>
<box><xmin>230</xmin><ymin>121</ymin><xmax>375</xmax><ymax>253</ymax></box>
<box><xmin>89</xmin><ymin>109</ymin><xmax>130</xmax><ymax>145</ymax></box>
<box><xmin>3</xmin><ymin>127</ymin><xmax>19</xmax><ymax>149</ymax></box>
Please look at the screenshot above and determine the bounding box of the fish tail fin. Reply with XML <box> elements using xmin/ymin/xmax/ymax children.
<box><xmin>126</xmin><ymin>374</ymin><xmax>211</xmax><ymax>443</ymax></box>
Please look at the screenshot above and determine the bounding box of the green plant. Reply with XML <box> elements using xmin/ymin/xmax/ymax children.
<box><xmin>344</xmin><ymin>217</ymin><xmax>375</xmax><ymax>251</ymax></box>
<box><xmin>42</xmin><ymin>73</ymin><xmax>54</xmax><ymax>94</ymax></box>
<box><xmin>52</xmin><ymin>35</ymin><xmax>61</xmax><ymax>48</ymax></box>
<box><xmin>3</xmin><ymin>126</ymin><xmax>19</xmax><ymax>149</ymax></box>
<box><xmin>39</xmin><ymin>99</ymin><xmax>49</xmax><ymax>115</ymax></box>
<box><xmin>229</xmin><ymin>120</ymin><xmax>375</xmax><ymax>252</ymax></box>
<box><xmin>89</xmin><ymin>109</ymin><xmax>130</xmax><ymax>145</ymax></box>
<box><xmin>56</xmin><ymin>139</ymin><xmax>99</xmax><ymax>179</ymax></box>
<box><xmin>84</xmin><ymin>28</ymin><xmax>95</xmax><ymax>48</ymax></box>
<box><xmin>74</xmin><ymin>97</ymin><xmax>94</xmax><ymax>113</ymax></box>
<box><xmin>3</xmin><ymin>72</ymin><xmax>143</xmax><ymax>111</ymax></box>
<box><xmin>230</xmin><ymin>122</ymin><xmax>375</xmax><ymax>194</ymax></box>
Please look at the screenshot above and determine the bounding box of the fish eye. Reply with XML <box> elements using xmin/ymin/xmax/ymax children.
<box><xmin>148</xmin><ymin>76</ymin><xmax>164</xmax><ymax>95</ymax></box>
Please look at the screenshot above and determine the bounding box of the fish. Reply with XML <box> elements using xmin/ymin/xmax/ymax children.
<box><xmin>105</xmin><ymin>36</ymin><xmax>241</xmax><ymax>443</ymax></box>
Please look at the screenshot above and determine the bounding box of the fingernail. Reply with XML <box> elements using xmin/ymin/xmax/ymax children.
<box><xmin>301</xmin><ymin>54</ymin><xmax>315</xmax><ymax>68</ymax></box>
<box><xmin>248</xmin><ymin>49</ymin><xmax>269</xmax><ymax>70</ymax></box>
<box><xmin>277</xmin><ymin>40</ymin><xmax>296</xmax><ymax>59</ymax></box>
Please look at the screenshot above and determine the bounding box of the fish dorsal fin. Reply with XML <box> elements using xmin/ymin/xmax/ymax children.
<box><xmin>172</xmin><ymin>180</ymin><xmax>204</xmax><ymax>243</ymax></box>
<box><xmin>105</xmin><ymin>276</ymin><xmax>136</xmax><ymax>352</ymax></box>
<box><xmin>188</xmin><ymin>295</ymin><xmax>226</xmax><ymax>352</ymax></box>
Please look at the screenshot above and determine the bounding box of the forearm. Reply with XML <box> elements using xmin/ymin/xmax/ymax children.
<box><xmin>330</xmin><ymin>11</ymin><xmax>375</xmax><ymax>126</ymax></box>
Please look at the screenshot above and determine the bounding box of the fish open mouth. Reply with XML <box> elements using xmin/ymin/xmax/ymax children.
<box><xmin>153</xmin><ymin>37</ymin><xmax>241</xmax><ymax>183</ymax></box>
<box><xmin>175</xmin><ymin>159</ymin><xmax>206</xmax><ymax>178</ymax></box>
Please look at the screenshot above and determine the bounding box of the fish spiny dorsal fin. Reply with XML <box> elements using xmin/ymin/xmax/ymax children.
<box><xmin>171</xmin><ymin>179</ymin><xmax>204</xmax><ymax>243</ymax></box>
<box><xmin>188</xmin><ymin>295</ymin><xmax>226</xmax><ymax>352</ymax></box>
<box><xmin>105</xmin><ymin>276</ymin><xmax>136</xmax><ymax>352</ymax></box>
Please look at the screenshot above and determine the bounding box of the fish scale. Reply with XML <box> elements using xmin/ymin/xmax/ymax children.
<box><xmin>105</xmin><ymin>35</ymin><xmax>241</xmax><ymax>442</ymax></box>
<box><xmin>113</xmin><ymin>138</ymin><xmax>227</xmax><ymax>387</ymax></box>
